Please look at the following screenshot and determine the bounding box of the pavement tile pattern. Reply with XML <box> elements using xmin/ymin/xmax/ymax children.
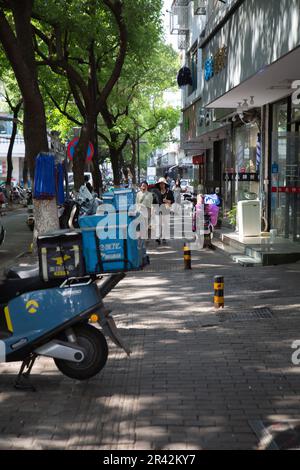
<box><xmin>1</xmin><ymin>239</ymin><xmax>300</xmax><ymax>449</ymax></box>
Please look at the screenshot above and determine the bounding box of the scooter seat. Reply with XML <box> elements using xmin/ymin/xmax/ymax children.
<box><xmin>5</xmin><ymin>262</ymin><xmax>40</xmax><ymax>280</ymax></box>
<box><xmin>0</xmin><ymin>277</ymin><xmax>46</xmax><ymax>304</ymax></box>
<box><xmin>0</xmin><ymin>276</ymin><xmax>62</xmax><ymax>304</ymax></box>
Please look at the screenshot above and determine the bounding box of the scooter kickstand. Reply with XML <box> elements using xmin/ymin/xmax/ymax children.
<box><xmin>14</xmin><ymin>355</ymin><xmax>37</xmax><ymax>392</ymax></box>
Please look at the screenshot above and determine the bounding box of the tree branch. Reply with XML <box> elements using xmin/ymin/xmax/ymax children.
<box><xmin>42</xmin><ymin>81</ymin><xmax>83</xmax><ymax>127</ymax></box>
<box><xmin>96</xmin><ymin>0</ymin><xmax>127</xmax><ymax>110</ymax></box>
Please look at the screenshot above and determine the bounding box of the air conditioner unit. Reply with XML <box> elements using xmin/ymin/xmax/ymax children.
<box><xmin>170</xmin><ymin>4</ymin><xmax>189</xmax><ymax>34</ymax></box>
<box><xmin>194</xmin><ymin>0</ymin><xmax>207</xmax><ymax>15</ymax></box>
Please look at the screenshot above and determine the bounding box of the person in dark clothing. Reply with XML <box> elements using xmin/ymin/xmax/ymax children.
<box><xmin>153</xmin><ymin>177</ymin><xmax>174</xmax><ymax>245</ymax></box>
<box><xmin>84</xmin><ymin>175</ymin><xmax>93</xmax><ymax>194</ymax></box>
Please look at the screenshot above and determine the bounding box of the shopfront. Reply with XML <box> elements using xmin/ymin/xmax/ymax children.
<box><xmin>223</xmin><ymin>122</ymin><xmax>260</xmax><ymax>214</ymax></box>
<box><xmin>271</xmin><ymin>97</ymin><xmax>300</xmax><ymax>241</ymax></box>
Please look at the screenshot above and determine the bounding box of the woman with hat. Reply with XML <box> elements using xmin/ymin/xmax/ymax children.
<box><xmin>153</xmin><ymin>177</ymin><xmax>174</xmax><ymax>245</ymax></box>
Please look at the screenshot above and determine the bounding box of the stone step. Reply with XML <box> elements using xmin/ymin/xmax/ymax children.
<box><xmin>231</xmin><ymin>254</ymin><xmax>262</xmax><ymax>267</ymax></box>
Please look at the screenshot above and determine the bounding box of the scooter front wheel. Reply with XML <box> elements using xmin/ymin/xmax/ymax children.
<box><xmin>54</xmin><ymin>324</ymin><xmax>108</xmax><ymax>380</ymax></box>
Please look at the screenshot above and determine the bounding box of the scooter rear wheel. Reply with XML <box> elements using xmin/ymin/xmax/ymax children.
<box><xmin>54</xmin><ymin>323</ymin><xmax>108</xmax><ymax>380</ymax></box>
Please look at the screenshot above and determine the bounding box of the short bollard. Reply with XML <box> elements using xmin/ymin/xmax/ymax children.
<box><xmin>184</xmin><ymin>243</ymin><xmax>192</xmax><ymax>270</ymax></box>
<box><xmin>214</xmin><ymin>276</ymin><xmax>224</xmax><ymax>309</ymax></box>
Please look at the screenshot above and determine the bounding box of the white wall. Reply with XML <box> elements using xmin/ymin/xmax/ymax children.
<box><xmin>201</xmin><ymin>0</ymin><xmax>300</xmax><ymax>106</ymax></box>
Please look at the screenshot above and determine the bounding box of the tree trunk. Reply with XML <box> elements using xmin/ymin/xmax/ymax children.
<box><xmin>23</xmin><ymin>159</ymin><xmax>28</xmax><ymax>187</ymax></box>
<box><xmin>73</xmin><ymin>120</ymin><xmax>93</xmax><ymax>191</ymax></box>
<box><xmin>33</xmin><ymin>199</ymin><xmax>60</xmax><ymax>240</ymax></box>
<box><xmin>110</xmin><ymin>147</ymin><xmax>121</xmax><ymax>187</ymax></box>
<box><xmin>122</xmin><ymin>164</ymin><xmax>129</xmax><ymax>185</ymax></box>
<box><xmin>0</xmin><ymin>3</ymin><xmax>59</xmax><ymax>236</ymax></box>
<box><xmin>130</xmin><ymin>138</ymin><xmax>137</xmax><ymax>186</ymax></box>
<box><xmin>91</xmin><ymin>161</ymin><xmax>102</xmax><ymax>196</ymax></box>
<box><xmin>5</xmin><ymin>99</ymin><xmax>22</xmax><ymax>192</ymax></box>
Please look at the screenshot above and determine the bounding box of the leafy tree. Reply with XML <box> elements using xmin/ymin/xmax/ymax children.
<box><xmin>0</xmin><ymin>50</ymin><xmax>23</xmax><ymax>195</ymax></box>
<box><xmin>0</xmin><ymin>0</ymin><xmax>60</xmax><ymax>234</ymax></box>
<box><xmin>97</xmin><ymin>42</ymin><xmax>180</xmax><ymax>184</ymax></box>
<box><xmin>32</xmin><ymin>0</ymin><xmax>163</xmax><ymax>189</ymax></box>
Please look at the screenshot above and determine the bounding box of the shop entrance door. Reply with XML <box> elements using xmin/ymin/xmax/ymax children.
<box><xmin>290</xmin><ymin>122</ymin><xmax>300</xmax><ymax>242</ymax></box>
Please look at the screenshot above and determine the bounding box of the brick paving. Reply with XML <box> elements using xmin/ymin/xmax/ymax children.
<box><xmin>1</xmin><ymin>239</ymin><xmax>300</xmax><ymax>449</ymax></box>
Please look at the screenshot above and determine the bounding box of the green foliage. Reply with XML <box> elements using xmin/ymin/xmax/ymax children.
<box><xmin>227</xmin><ymin>205</ymin><xmax>237</xmax><ymax>227</ymax></box>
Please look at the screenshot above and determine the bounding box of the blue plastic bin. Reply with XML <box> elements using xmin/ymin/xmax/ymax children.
<box><xmin>79</xmin><ymin>213</ymin><xmax>147</xmax><ymax>274</ymax></box>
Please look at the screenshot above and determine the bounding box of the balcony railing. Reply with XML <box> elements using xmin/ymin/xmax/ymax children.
<box><xmin>178</xmin><ymin>33</ymin><xmax>188</xmax><ymax>49</ymax></box>
<box><xmin>0</xmin><ymin>135</ymin><xmax>24</xmax><ymax>144</ymax></box>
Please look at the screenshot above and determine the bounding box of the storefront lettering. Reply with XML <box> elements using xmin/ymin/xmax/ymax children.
<box><xmin>223</xmin><ymin>173</ymin><xmax>259</xmax><ymax>182</ymax></box>
<box><xmin>292</xmin><ymin>80</ymin><xmax>300</xmax><ymax>105</ymax></box>
<box><xmin>272</xmin><ymin>187</ymin><xmax>300</xmax><ymax>194</ymax></box>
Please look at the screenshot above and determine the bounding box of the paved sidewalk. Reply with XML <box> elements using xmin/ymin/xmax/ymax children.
<box><xmin>0</xmin><ymin>208</ymin><xmax>32</xmax><ymax>275</ymax></box>
<box><xmin>1</xmin><ymin>240</ymin><xmax>300</xmax><ymax>449</ymax></box>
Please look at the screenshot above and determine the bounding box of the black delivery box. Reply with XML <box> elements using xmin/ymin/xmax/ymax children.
<box><xmin>37</xmin><ymin>231</ymin><xmax>85</xmax><ymax>282</ymax></box>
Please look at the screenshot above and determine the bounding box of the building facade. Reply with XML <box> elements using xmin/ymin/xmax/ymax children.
<box><xmin>172</xmin><ymin>0</ymin><xmax>300</xmax><ymax>241</ymax></box>
<box><xmin>0</xmin><ymin>114</ymin><xmax>25</xmax><ymax>184</ymax></box>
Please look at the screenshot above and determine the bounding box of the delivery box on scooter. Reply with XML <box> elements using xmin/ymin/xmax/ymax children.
<box><xmin>37</xmin><ymin>231</ymin><xmax>85</xmax><ymax>282</ymax></box>
<box><xmin>79</xmin><ymin>212</ymin><xmax>148</xmax><ymax>274</ymax></box>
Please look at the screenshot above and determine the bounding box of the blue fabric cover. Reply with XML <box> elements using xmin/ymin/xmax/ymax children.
<box><xmin>34</xmin><ymin>153</ymin><xmax>56</xmax><ymax>199</ymax></box>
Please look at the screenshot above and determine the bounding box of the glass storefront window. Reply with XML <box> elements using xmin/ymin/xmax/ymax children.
<box><xmin>233</xmin><ymin>123</ymin><xmax>260</xmax><ymax>202</ymax></box>
<box><xmin>271</xmin><ymin>98</ymin><xmax>300</xmax><ymax>241</ymax></box>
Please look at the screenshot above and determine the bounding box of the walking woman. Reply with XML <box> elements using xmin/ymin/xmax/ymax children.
<box><xmin>136</xmin><ymin>181</ymin><xmax>153</xmax><ymax>239</ymax></box>
<box><xmin>153</xmin><ymin>177</ymin><xmax>174</xmax><ymax>244</ymax></box>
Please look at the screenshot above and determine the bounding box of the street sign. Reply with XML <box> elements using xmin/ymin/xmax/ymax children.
<box><xmin>67</xmin><ymin>137</ymin><xmax>94</xmax><ymax>162</ymax></box>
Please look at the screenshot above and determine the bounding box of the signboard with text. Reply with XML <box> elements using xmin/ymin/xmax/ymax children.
<box><xmin>223</xmin><ymin>173</ymin><xmax>259</xmax><ymax>182</ymax></box>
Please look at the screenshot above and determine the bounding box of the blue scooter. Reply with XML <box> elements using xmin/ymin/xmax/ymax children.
<box><xmin>0</xmin><ymin>263</ymin><xmax>129</xmax><ymax>391</ymax></box>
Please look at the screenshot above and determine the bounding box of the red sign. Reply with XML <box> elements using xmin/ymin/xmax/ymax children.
<box><xmin>272</xmin><ymin>187</ymin><xmax>300</xmax><ymax>193</ymax></box>
<box><xmin>193</xmin><ymin>154</ymin><xmax>205</xmax><ymax>165</ymax></box>
<box><xmin>67</xmin><ymin>137</ymin><xmax>94</xmax><ymax>162</ymax></box>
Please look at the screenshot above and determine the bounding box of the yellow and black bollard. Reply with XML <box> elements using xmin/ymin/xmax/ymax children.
<box><xmin>184</xmin><ymin>243</ymin><xmax>192</xmax><ymax>270</ymax></box>
<box><xmin>214</xmin><ymin>275</ymin><xmax>224</xmax><ymax>309</ymax></box>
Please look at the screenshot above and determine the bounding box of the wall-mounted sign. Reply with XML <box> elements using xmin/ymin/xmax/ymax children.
<box><xmin>204</xmin><ymin>45</ymin><xmax>227</xmax><ymax>82</ymax></box>
<box><xmin>193</xmin><ymin>154</ymin><xmax>205</xmax><ymax>165</ymax></box>
<box><xmin>223</xmin><ymin>173</ymin><xmax>259</xmax><ymax>182</ymax></box>
<box><xmin>272</xmin><ymin>187</ymin><xmax>300</xmax><ymax>193</ymax></box>
<box><xmin>272</xmin><ymin>163</ymin><xmax>279</xmax><ymax>174</ymax></box>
